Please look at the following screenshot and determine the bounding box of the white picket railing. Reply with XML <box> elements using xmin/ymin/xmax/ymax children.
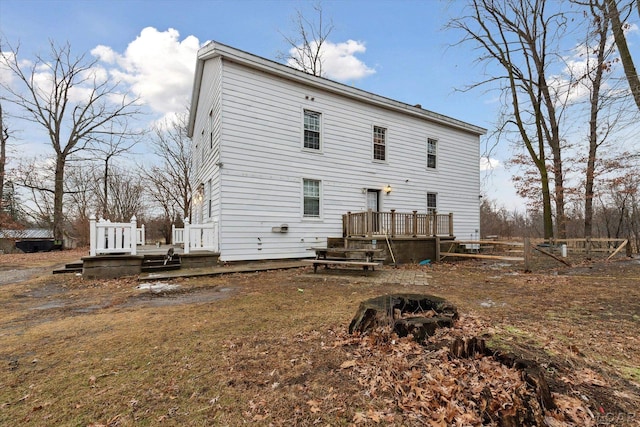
<box><xmin>172</xmin><ymin>219</ymin><xmax>218</xmax><ymax>254</ymax></box>
<box><xmin>90</xmin><ymin>215</ymin><xmax>138</xmax><ymax>256</ymax></box>
<box><xmin>136</xmin><ymin>224</ymin><xmax>145</xmax><ymax>246</ymax></box>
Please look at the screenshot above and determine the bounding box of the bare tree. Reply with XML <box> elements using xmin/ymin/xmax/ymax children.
<box><xmin>141</xmin><ymin>113</ymin><xmax>193</xmax><ymax>241</ymax></box>
<box><xmin>448</xmin><ymin>0</ymin><xmax>572</xmax><ymax>239</ymax></box>
<box><xmin>0</xmin><ymin>104</ymin><xmax>7</xmax><ymax>214</ymax></box>
<box><xmin>88</xmin><ymin>130</ymin><xmax>140</xmax><ymax>219</ymax></box>
<box><xmin>0</xmin><ymin>40</ymin><xmax>140</xmax><ymax>246</ymax></box>
<box><xmin>606</xmin><ymin>0</ymin><xmax>640</xmax><ymax>110</ymax></box>
<box><xmin>277</xmin><ymin>1</ymin><xmax>334</xmax><ymax>77</ymax></box>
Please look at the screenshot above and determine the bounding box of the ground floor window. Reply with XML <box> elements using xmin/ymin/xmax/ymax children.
<box><xmin>427</xmin><ymin>192</ymin><xmax>437</xmax><ymax>214</ymax></box>
<box><xmin>303</xmin><ymin>179</ymin><xmax>321</xmax><ymax>217</ymax></box>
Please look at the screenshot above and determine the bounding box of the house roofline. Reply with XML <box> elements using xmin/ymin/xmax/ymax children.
<box><xmin>187</xmin><ymin>41</ymin><xmax>487</xmax><ymax>138</ymax></box>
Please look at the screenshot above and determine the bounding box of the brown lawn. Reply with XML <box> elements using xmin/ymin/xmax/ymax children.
<box><xmin>0</xmin><ymin>249</ymin><xmax>639</xmax><ymax>426</ymax></box>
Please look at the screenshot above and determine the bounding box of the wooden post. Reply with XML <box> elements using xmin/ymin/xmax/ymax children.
<box><xmin>448</xmin><ymin>212</ymin><xmax>453</xmax><ymax>237</ymax></box>
<box><xmin>367</xmin><ymin>209</ymin><xmax>373</xmax><ymax>238</ymax></box>
<box><xmin>130</xmin><ymin>216</ymin><xmax>137</xmax><ymax>255</ymax></box>
<box><xmin>431</xmin><ymin>211</ymin><xmax>437</xmax><ymax>236</ymax></box>
<box><xmin>524</xmin><ymin>237</ymin><xmax>531</xmax><ymax>272</ymax></box>
<box><xmin>343</xmin><ymin>213</ymin><xmax>348</xmax><ymax>237</ymax></box>
<box><xmin>89</xmin><ymin>215</ymin><xmax>97</xmax><ymax>256</ymax></box>
<box><xmin>412</xmin><ymin>210</ymin><xmax>418</xmax><ymax>237</ymax></box>
<box><xmin>435</xmin><ymin>236</ymin><xmax>441</xmax><ymax>262</ymax></box>
<box><xmin>390</xmin><ymin>209</ymin><xmax>396</xmax><ymax>238</ymax></box>
<box><xmin>586</xmin><ymin>237</ymin><xmax>591</xmax><ymax>259</ymax></box>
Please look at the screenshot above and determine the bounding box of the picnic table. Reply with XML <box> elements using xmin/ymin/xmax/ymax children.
<box><xmin>304</xmin><ymin>247</ymin><xmax>383</xmax><ymax>273</ymax></box>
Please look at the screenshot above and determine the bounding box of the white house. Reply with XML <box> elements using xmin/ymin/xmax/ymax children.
<box><xmin>187</xmin><ymin>41</ymin><xmax>486</xmax><ymax>262</ymax></box>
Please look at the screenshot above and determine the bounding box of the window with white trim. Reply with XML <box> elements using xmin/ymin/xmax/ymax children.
<box><xmin>427</xmin><ymin>192</ymin><xmax>437</xmax><ymax>214</ymax></box>
<box><xmin>427</xmin><ymin>138</ymin><xmax>437</xmax><ymax>169</ymax></box>
<box><xmin>303</xmin><ymin>179</ymin><xmax>321</xmax><ymax>217</ymax></box>
<box><xmin>373</xmin><ymin>126</ymin><xmax>386</xmax><ymax>161</ymax></box>
<box><xmin>303</xmin><ymin>110</ymin><xmax>321</xmax><ymax>150</ymax></box>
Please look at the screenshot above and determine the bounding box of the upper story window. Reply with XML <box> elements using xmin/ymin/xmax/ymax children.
<box><xmin>303</xmin><ymin>178</ymin><xmax>321</xmax><ymax>218</ymax></box>
<box><xmin>427</xmin><ymin>192</ymin><xmax>437</xmax><ymax>214</ymax></box>
<box><xmin>427</xmin><ymin>138</ymin><xmax>437</xmax><ymax>169</ymax></box>
<box><xmin>373</xmin><ymin>126</ymin><xmax>386</xmax><ymax>161</ymax></box>
<box><xmin>303</xmin><ymin>110</ymin><xmax>321</xmax><ymax>150</ymax></box>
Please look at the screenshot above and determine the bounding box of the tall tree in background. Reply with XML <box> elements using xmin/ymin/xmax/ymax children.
<box><xmin>0</xmin><ymin>104</ymin><xmax>7</xmax><ymax>216</ymax></box>
<box><xmin>577</xmin><ymin>0</ymin><xmax>614</xmax><ymax>239</ymax></box>
<box><xmin>606</xmin><ymin>0</ymin><xmax>640</xmax><ymax>110</ymax></box>
<box><xmin>141</xmin><ymin>113</ymin><xmax>193</xmax><ymax>241</ymax></box>
<box><xmin>0</xmin><ymin>40</ymin><xmax>140</xmax><ymax>246</ymax></box>
<box><xmin>277</xmin><ymin>1</ymin><xmax>334</xmax><ymax>77</ymax></box>
<box><xmin>448</xmin><ymin>0</ymin><xmax>570</xmax><ymax>239</ymax></box>
<box><xmin>88</xmin><ymin>130</ymin><xmax>140</xmax><ymax>219</ymax></box>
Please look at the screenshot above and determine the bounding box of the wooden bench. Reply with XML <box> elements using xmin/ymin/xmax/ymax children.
<box><xmin>303</xmin><ymin>259</ymin><xmax>382</xmax><ymax>273</ymax></box>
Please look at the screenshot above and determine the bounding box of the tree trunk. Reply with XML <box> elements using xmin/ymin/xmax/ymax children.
<box><xmin>607</xmin><ymin>0</ymin><xmax>640</xmax><ymax>111</ymax></box>
<box><xmin>0</xmin><ymin>104</ymin><xmax>6</xmax><ymax>212</ymax></box>
<box><xmin>53</xmin><ymin>155</ymin><xmax>66</xmax><ymax>247</ymax></box>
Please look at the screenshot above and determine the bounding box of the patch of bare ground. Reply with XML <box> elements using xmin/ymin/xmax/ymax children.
<box><xmin>0</xmin><ymin>251</ymin><xmax>638</xmax><ymax>426</ymax></box>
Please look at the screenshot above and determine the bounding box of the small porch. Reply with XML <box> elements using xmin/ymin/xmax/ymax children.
<box><xmin>81</xmin><ymin>216</ymin><xmax>219</xmax><ymax>279</ymax></box>
<box><xmin>340</xmin><ymin>210</ymin><xmax>456</xmax><ymax>264</ymax></box>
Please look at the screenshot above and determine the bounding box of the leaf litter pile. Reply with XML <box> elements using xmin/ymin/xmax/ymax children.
<box><xmin>1</xmin><ymin>250</ymin><xmax>640</xmax><ymax>426</ymax></box>
<box><xmin>332</xmin><ymin>314</ymin><xmax>591</xmax><ymax>426</ymax></box>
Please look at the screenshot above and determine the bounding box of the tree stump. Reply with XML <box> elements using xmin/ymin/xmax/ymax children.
<box><xmin>348</xmin><ymin>293</ymin><xmax>458</xmax><ymax>340</ymax></box>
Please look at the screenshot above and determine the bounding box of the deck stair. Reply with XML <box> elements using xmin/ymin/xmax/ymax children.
<box><xmin>53</xmin><ymin>261</ymin><xmax>84</xmax><ymax>275</ymax></box>
<box><xmin>140</xmin><ymin>254</ymin><xmax>181</xmax><ymax>273</ymax></box>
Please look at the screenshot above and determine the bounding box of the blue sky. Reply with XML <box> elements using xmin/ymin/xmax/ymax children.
<box><xmin>0</xmin><ymin>0</ymin><xmax>556</xmax><ymax>210</ymax></box>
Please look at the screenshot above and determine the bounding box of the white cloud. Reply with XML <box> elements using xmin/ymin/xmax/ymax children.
<box><xmin>287</xmin><ymin>39</ymin><xmax>376</xmax><ymax>82</ymax></box>
<box><xmin>91</xmin><ymin>27</ymin><xmax>200</xmax><ymax>115</ymax></box>
<box><xmin>480</xmin><ymin>156</ymin><xmax>501</xmax><ymax>171</ymax></box>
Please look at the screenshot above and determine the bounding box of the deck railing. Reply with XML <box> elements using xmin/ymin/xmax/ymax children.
<box><xmin>172</xmin><ymin>219</ymin><xmax>218</xmax><ymax>254</ymax></box>
<box><xmin>343</xmin><ymin>209</ymin><xmax>453</xmax><ymax>238</ymax></box>
<box><xmin>89</xmin><ymin>215</ymin><xmax>140</xmax><ymax>256</ymax></box>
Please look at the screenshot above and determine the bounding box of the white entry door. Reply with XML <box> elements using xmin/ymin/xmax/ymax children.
<box><xmin>367</xmin><ymin>190</ymin><xmax>380</xmax><ymax>233</ymax></box>
<box><xmin>367</xmin><ymin>190</ymin><xmax>379</xmax><ymax>211</ymax></box>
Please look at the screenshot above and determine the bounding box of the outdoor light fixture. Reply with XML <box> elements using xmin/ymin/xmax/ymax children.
<box><xmin>384</xmin><ymin>184</ymin><xmax>392</xmax><ymax>194</ymax></box>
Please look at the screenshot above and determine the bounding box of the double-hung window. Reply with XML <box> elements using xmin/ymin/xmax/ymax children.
<box><xmin>303</xmin><ymin>110</ymin><xmax>321</xmax><ymax>150</ymax></box>
<box><xmin>303</xmin><ymin>179</ymin><xmax>321</xmax><ymax>218</ymax></box>
<box><xmin>427</xmin><ymin>138</ymin><xmax>437</xmax><ymax>169</ymax></box>
<box><xmin>427</xmin><ymin>192</ymin><xmax>437</xmax><ymax>214</ymax></box>
<box><xmin>373</xmin><ymin>126</ymin><xmax>386</xmax><ymax>161</ymax></box>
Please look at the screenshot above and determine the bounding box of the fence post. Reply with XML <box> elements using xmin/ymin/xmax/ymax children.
<box><xmin>390</xmin><ymin>209</ymin><xmax>396</xmax><ymax>238</ymax></box>
<box><xmin>431</xmin><ymin>211</ymin><xmax>437</xmax><ymax>236</ymax></box>
<box><xmin>140</xmin><ymin>224</ymin><xmax>145</xmax><ymax>245</ymax></box>
<box><xmin>412</xmin><ymin>210</ymin><xmax>418</xmax><ymax>237</ymax></box>
<box><xmin>367</xmin><ymin>209</ymin><xmax>373</xmax><ymax>238</ymax></box>
<box><xmin>448</xmin><ymin>212</ymin><xmax>454</xmax><ymax>237</ymax></box>
<box><xmin>184</xmin><ymin>218</ymin><xmax>191</xmax><ymax>254</ymax></box>
<box><xmin>130</xmin><ymin>216</ymin><xmax>137</xmax><ymax>255</ymax></box>
<box><xmin>524</xmin><ymin>237</ymin><xmax>531</xmax><ymax>272</ymax></box>
<box><xmin>89</xmin><ymin>215</ymin><xmax>97</xmax><ymax>256</ymax></box>
<box><xmin>171</xmin><ymin>224</ymin><xmax>175</xmax><ymax>245</ymax></box>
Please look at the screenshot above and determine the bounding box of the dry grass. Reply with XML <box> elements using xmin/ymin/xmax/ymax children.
<box><xmin>1</xmin><ymin>250</ymin><xmax>639</xmax><ymax>426</ymax></box>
